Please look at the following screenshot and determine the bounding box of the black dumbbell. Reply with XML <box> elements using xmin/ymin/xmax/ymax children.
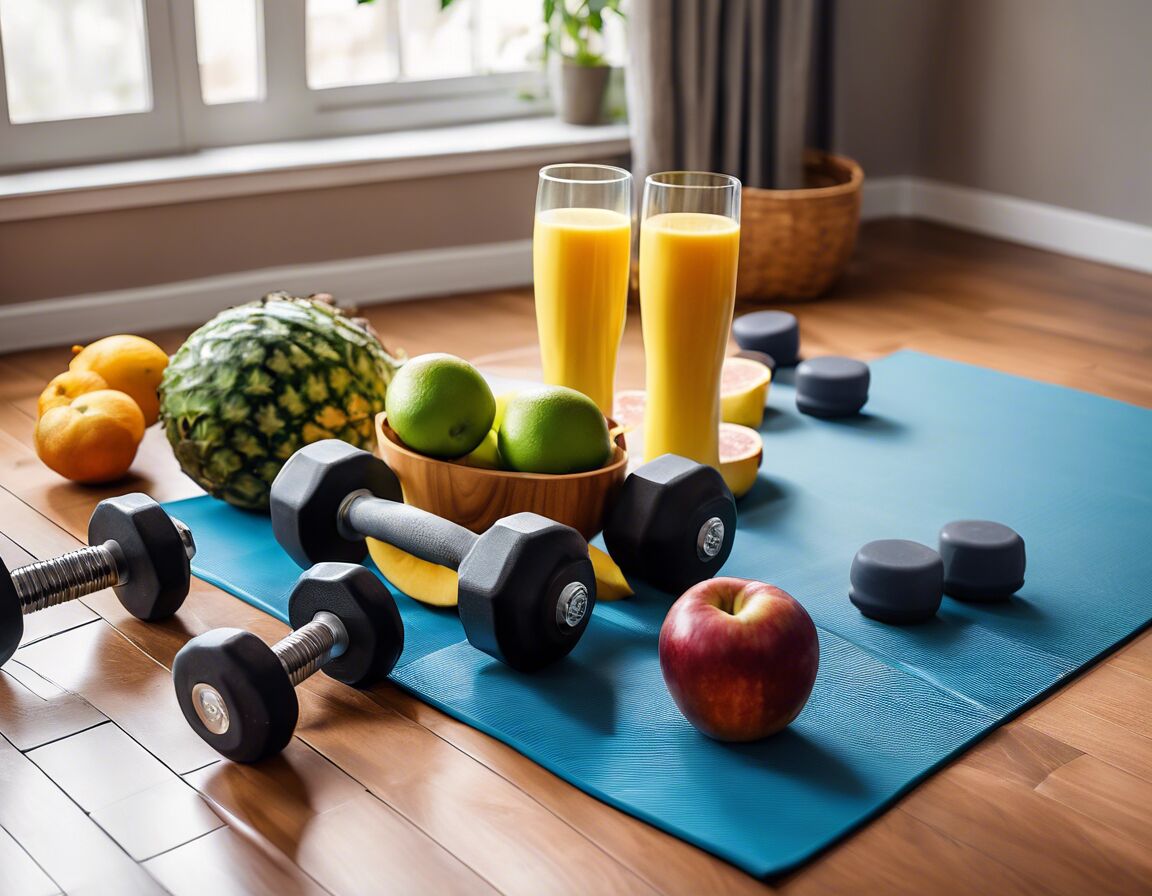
<box><xmin>173</xmin><ymin>563</ymin><xmax>403</xmax><ymax>763</ymax></box>
<box><xmin>269</xmin><ymin>440</ymin><xmax>595</xmax><ymax>672</ymax></box>
<box><xmin>0</xmin><ymin>493</ymin><xmax>195</xmax><ymax>666</ymax></box>
<box><xmin>602</xmin><ymin>454</ymin><xmax>737</xmax><ymax>595</ymax></box>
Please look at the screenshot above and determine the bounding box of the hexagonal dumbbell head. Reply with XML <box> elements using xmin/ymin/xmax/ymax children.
<box><xmin>88</xmin><ymin>493</ymin><xmax>195</xmax><ymax>621</ymax></box>
<box><xmin>457</xmin><ymin>513</ymin><xmax>596</xmax><ymax>672</ymax></box>
<box><xmin>270</xmin><ymin>440</ymin><xmax>404</xmax><ymax>568</ymax></box>
<box><xmin>288</xmin><ymin>562</ymin><xmax>404</xmax><ymax>687</ymax></box>
<box><xmin>173</xmin><ymin>563</ymin><xmax>404</xmax><ymax>763</ymax></box>
<box><xmin>602</xmin><ymin>455</ymin><xmax>737</xmax><ymax>595</ymax></box>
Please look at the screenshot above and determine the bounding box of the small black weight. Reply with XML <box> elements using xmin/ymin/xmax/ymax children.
<box><xmin>732</xmin><ymin>311</ymin><xmax>800</xmax><ymax>366</ymax></box>
<box><xmin>603</xmin><ymin>455</ymin><xmax>737</xmax><ymax>595</ymax></box>
<box><xmin>939</xmin><ymin>520</ymin><xmax>1026</xmax><ymax>602</ymax></box>
<box><xmin>795</xmin><ymin>356</ymin><xmax>870</xmax><ymax>418</ymax></box>
<box><xmin>850</xmin><ymin>539</ymin><xmax>943</xmax><ymax>624</ymax></box>
<box><xmin>288</xmin><ymin>563</ymin><xmax>404</xmax><ymax>686</ymax></box>
<box><xmin>173</xmin><ymin>628</ymin><xmax>299</xmax><ymax>764</ymax></box>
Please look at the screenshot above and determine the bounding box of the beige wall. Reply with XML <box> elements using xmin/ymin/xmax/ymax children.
<box><xmin>832</xmin><ymin>0</ymin><xmax>944</xmax><ymax>178</ymax></box>
<box><xmin>0</xmin><ymin>165</ymin><xmax>541</xmax><ymax>305</ymax></box>
<box><xmin>834</xmin><ymin>0</ymin><xmax>1152</xmax><ymax>227</ymax></box>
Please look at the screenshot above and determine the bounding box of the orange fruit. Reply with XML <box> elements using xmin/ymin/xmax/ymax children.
<box><xmin>720</xmin><ymin>357</ymin><xmax>772</xmax><ymax>429</ymax></box>
<box><xmin>37</xmin><ymin>370</ymin><xmax>109</xmax><ymax>418</ymax></box>
<box><xmin>35</xmin><ymin>389</ymin><xmax>146</xmax><ymax>484</ymax></box>
<box><xmin>70</xmin><ymin>335</ymin><xmax>169</xmax><ymax>426</ymax></box>
<box><xmin>718</xmin><ymin>423</ymin><xmax>763</xmax><ymax>499</ymax></box>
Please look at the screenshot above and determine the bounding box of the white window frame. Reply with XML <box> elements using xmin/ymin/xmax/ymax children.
<box><xmin>0</xmin><ymin>0</ymin><xmax>184</xmax><ymax>169</ymax></box>
<box><xmin>0</xmin><ymin>0</ymin><xmax>550</xmax><ymax>171</ymax></box>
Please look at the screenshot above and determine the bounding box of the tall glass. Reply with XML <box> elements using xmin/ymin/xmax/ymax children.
<box><xmin>639</xmin><ymin>172</ymin><xmax>741</xmax><ymax>466</ymax></box>
<box><xmin>533</xmin><ymin>164</ymin><xmax>633</xmax><ymax>415</ymax></box>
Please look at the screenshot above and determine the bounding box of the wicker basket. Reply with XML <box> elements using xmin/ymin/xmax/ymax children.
<box><xmin>735</xmin><ymin>151</ymin><xmax>863</xmax><ymax>303</ymax></box>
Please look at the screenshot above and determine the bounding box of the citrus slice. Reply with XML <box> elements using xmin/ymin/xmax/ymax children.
<box><xmin>368</xmin><ymin>540</ymin><xmax>632</xmax><ymax>606</ymax></box>
<box><xmin>719</xmin><ymin>422</ymin><xmax>763</xmax><ymax>499</ymax></box>
<box><xmin>720</xmin><ymin>356</ymin><xmax>772</xmax><ymax>429</ymax></box>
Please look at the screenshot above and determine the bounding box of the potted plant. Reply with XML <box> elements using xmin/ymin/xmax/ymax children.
<box><xmin>420</xmin><ymin>0</ymin><xmax>623</xmax><ymax>125</ymax></box>
<box><xmin>544</xmin><ymin>0</ymin><xmax>624</xmax><ymax>125</ymax></box>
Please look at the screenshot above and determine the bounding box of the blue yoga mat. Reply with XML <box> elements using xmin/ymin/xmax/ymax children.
<box><xmin>164</xmin><ymin>351</ymin><xmax>1152</xmax><ymax>877</ymax></box>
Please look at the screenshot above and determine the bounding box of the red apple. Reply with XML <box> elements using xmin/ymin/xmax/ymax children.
<box><xmin>658</xmin><ymin>577</ymin><xmax>819</xmax><ymax>742</ymax></box>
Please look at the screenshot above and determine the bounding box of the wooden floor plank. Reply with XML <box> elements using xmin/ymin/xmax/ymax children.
<box><xmin>143</xmin><ymin>826</ymin><xmax>329</xmax><ymax>896</ymax></box>
<box><xmin>0</xmin><ymin>825</ymin><xmax>60</xmax><ymax>896</ymax></box>
<box><xmin>14</xmin><ymin>621</ymin><xmax>222</xmax><ymax>775</ymax></box>
<box><xmin>900</xmin><ymin>764</ymin><xmax>1152</xmax><ymax>894</ymax></box>
<box><xmin>27</xmin><ymin>722</ymin><xmax>182</xmax><ymax>812</ymax></box>
<box><xmin>0</xmin><ymin>662</ymin><xmax>107</xmax><ymax>751</ymax></box>
<box><xmin>0</xmin><ymin>734</ymin><xmax>162</xmax><ymax>894</ymax></box>
<box><xmin>91</xmin><ymin>776</ymin><xmax>225</xmax><ymax>862</ymax></box>
<box><xmin>1022</xmin><ymin>697</ymin><xmax>1152</xmax><ymax>787</ymax></box>
<box><xmin>1034</xmin><ymin>754</ymin><xmax>1152</xmax><ymax>849</ymax></box>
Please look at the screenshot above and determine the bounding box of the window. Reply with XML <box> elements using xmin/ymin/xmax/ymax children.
<box><xmin>0</xmin><ymin>0</ymin><xmax>546</xmax><ymax>170</ymax></box>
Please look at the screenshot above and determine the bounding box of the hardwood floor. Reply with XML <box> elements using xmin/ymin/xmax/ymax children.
<box><xmin>0</xmin><ymin>219</ymin><xmax>1149</xmax><ymax>894</ymax></box>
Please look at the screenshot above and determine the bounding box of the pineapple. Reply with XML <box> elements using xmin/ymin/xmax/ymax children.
<box><xmin>160</xmin><ymin>293</ymin><xmax>403</xmax><ymax>510</ymax></box>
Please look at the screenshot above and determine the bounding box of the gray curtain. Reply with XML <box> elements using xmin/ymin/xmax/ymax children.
<box><xmin>626</xmin><ymin>0</ymin><xmax>818</xmax><ymax>190</ymax></box>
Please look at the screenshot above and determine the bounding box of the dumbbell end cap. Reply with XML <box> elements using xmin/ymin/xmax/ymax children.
<box><xmin>173</xmin><ymin>628</ymin><xmax>299</xmax><ymax>763</ymax></box>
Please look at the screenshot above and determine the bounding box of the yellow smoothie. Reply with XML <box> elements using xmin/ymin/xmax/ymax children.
<box><xmin>639</xmin><ymin>211</ymin><xmax>741</xmax><ymax>466</ymax></box>
<box><xmin>533</xmin><ymin>207</ymin><xmax>631</xmax><ymax>414</ymax></box>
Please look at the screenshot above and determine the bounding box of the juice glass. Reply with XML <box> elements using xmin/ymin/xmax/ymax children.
<box><xmin>639</xmin><ymin>172</ymin><xmax>741</xmax><ymax>466</ymax></box>
<box><xmin>533</xmin><ymin>164</ymin><xmax>632</xmax><ymax>415</ymax></box>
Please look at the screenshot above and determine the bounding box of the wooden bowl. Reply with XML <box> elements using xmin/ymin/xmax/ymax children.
<box><xmin>375</xmin><ymin>413</ymin><xmax>628</xmax><ymax>539</ymax></box>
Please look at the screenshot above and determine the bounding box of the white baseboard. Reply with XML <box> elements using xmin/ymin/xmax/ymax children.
<box><xmin>0</xmin><ymin>239</ymin><xmax>533</xmax><ymax>354</ymax></box>
<box><xmin>860</xmin><ymin>177</ymin><xmax>912</xmax><ymax>220</ymax></box>
<box><xmin>862</xmin><ymin>176</ymin><xmax>1152</xmax><ymax>275</ymax></box>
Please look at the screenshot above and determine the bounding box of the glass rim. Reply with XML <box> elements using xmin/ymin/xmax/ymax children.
<box><xmin>645</xmin><ymin>171</ymin><xmax>742</xmax><ymax>190</ymax></box>
<box><xmin>539</xmin><ymin>163</ymin><xmax>633</xmax><ymax>185</ymax></box>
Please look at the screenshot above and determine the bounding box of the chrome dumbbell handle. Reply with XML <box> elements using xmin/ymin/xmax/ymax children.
<box><xmin>11</xmin><ymin>519</ymin><xmax>194</xmax><ymax>614</ymax></box>
<box><xmin>273</xmin><ymin>611</ymin><xmax>349</xmax><ymax>687</ymax></box>
<box><xmin>339</xmin><ymin>491</ymin><xmax>478</xmax><ymax>570</ymax></box>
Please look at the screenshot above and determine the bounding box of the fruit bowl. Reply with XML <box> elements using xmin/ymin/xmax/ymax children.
<box><xmin>375</xmin><ymin>413</ymin><xmax>628</xmax><ymax>539</ymax></box>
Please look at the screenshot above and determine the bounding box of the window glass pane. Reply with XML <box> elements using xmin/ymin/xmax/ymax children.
<box><xmin>194</xmin><ymin>0</ymin><xmax>263</xmax><ymax>105</ymax></box>
<box><xmin>307</xmin><ymin>0</ymin><xmax>398</xmax><ymax>90</ymax></box>
<box><xmin>398</xmin><ymin>0</ymin><xmax>473</xmax><ymax>82</ymax></box>
<box><xmin>475</xmin><ymin>0</ymin><xmax>540</xmax><ymax>74</ymax></box>
<box><xmin>0</xmin><ymin>0</ymin><xmax>150</xmax><ymax>124</ymax></box>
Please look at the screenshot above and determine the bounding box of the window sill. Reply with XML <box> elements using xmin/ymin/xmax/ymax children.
<box><xmin>0</xmin><ymin>118</ymin><xmax>631</xmax><ymax>223</ymax></box>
